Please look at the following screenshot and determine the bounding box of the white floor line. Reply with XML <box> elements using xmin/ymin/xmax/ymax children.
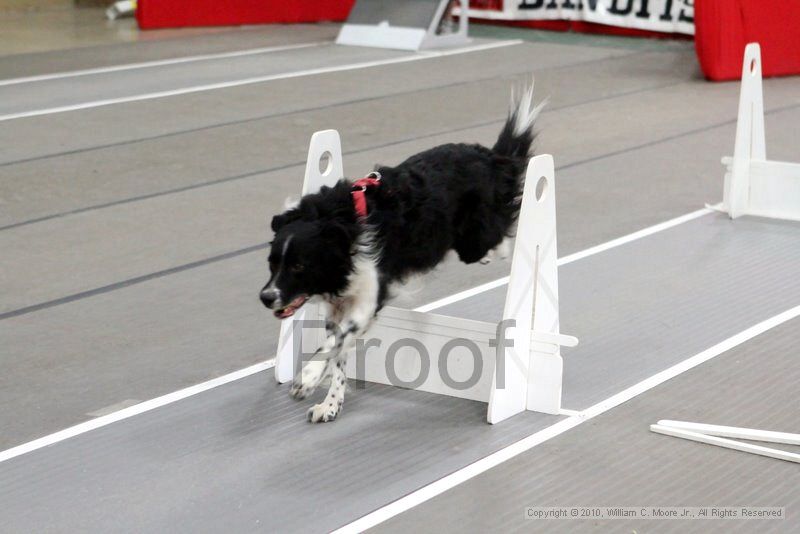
<box><xmin>415</xmin><ymin>207</ymin><xmax>713</xmax><ymax>312</ymax></box>
<box><xmin>0</xmin><ymin>360</ymin><xmax>274</xmax><ymax>464</ymax></box>
<box><xmin>556</xmin><ymin>207</ymin><xmax>713</xmax><ymax>265</ymax></box>
<box><xmin>0</xmin><ymin>42</ymin><xmax>326</xmax><ymax>87</ymax></box>
<box><xmin>0</xmin><ymin>205</ymin><xmax>710</xmax><ymax>464</ymax></box>
<box><xmin>415</xmin><ymin>277</ymin><xmax>509</xmax><ymax>313</ymax></box>
<box><xmin>0</xmin><ymin>40</ymin><xmax>522</xmax><ymax>123</ymax></box>
<box><xmin>333</xmin><ymin>303</ymin><xmax>800</xmax><ymax>533</ymax></box>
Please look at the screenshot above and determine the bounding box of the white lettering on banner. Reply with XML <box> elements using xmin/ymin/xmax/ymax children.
<box><xmin>471</xmin><ymin>0</ymin><xmax>694</xmax><ymax>35</ymax></box>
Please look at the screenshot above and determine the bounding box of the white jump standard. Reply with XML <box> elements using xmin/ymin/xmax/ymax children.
<box><xmin>712</xmin><ymin>43</ymin><xmax>800</xmax><ymax>221</ymax></box>
<box><xmin>655</xmin><ymin>42</ymin><xmax>800</xmax><ymax>465</ymax></box>
<box><xmin>274</xmin><ymin>130</ymin><xmax>578</xmax><ymax>424</ymax></box>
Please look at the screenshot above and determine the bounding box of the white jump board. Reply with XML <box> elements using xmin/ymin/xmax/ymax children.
<box><xmin>337</xmin><ymin>24</ymin><xmax>429</xmax><ymax>51</ymax></box>
<box><xmin>337</xmin><ymin>0</ymin><xmax>470</xmax><ymax>51</ymax></box>
<box><xmin>348</xmin><ymin>306</ymin><xmax>575</xmax><ymax>404</ymax></box>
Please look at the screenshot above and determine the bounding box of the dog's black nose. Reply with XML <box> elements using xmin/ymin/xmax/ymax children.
<box><xmin>260</xmin><ymin>289</ymin><xmax>277</xmax><ymax>308</ymax></box>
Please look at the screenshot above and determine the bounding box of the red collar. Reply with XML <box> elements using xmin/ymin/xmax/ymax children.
<box><xmin>351</xmin><ymin>171</ymin><xmax>381</xmax><ymax>220</ymax></box>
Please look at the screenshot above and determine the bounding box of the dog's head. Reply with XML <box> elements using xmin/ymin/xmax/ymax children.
<box><xmin>260</xmin><ymin>207</ymin><xmax>355</xmax><ymax>319</ymax></box>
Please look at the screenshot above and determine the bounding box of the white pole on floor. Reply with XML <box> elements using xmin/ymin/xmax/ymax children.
<box><xmin>650</xmin><ymin>420</ymin><xmax>800</xmax><ymax>464</ymax></box>
<box><xmin>657</xmin><ymin>420</ymin><xmax>800</xmax><ymax>445</ymax></box>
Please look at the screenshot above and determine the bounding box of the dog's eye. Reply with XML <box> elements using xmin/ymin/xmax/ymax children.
<box><xmin>290</xmin><ymin>264</ymin><xmax>305</xmax><ymax>274</ymax></box>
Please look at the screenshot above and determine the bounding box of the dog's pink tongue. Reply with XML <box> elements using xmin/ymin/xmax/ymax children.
<box><xmin>276</xmin><ymin>307</ymin><xmax>295</xmax><ymax>319</ymax></box>
<box><xmin>275</xmin><ymin>295</ymin><xmax>307</xmax><ymax>319</ymax></box>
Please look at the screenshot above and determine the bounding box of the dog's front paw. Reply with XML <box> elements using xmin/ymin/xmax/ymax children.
<box><xmin>289</xmin><ymin>380</ymin><xmax>316</xmax><ymax>400</ymax></box>
<box><xmin>289</xmin><ymin>360</ymin><xmax>325</xmax><ymax>400</ymax></box>
<box><xmin>307</xmin><ymin>402</ymin><xmax>339</xmax><ymax>423</ymax></box>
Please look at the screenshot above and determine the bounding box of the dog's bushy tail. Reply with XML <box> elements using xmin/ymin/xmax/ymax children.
<box><xmin>492</xmin><ymin>81</ymin><xmax>544</xmax><ymax>161</ymax></box>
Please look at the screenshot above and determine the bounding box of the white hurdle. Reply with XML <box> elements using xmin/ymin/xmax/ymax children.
<box><xmin>713</xmin><ymin>43</ymin><xmax>800</xmax><ymax>221</ymax></box>
<box><xmin>275</xmin><ymin>130</ymin><xmax>578</xmax><ymax>424</ymax></box>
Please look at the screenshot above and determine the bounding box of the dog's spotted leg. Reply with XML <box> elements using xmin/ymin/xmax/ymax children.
<box><xmin>289</xmin><ymin>327</ymin><xmax>338</xmax><ymax>400</ymax></box>
<box><xmin>289</xmin><ymin>358</ymin><xmax>326</xmax><ymax>400</ymax></box>
<box><xmin>307</xmin><ymin>248</ymin><xmax>380</xmax><ymax>422</ymax></box>
<box><xmin>307</xmin><ymin>356</ymin><xmax>347</xmax><ymax>423</ymax></box>
<box><xmin>306</xmin><ymin>322</ymin><xmax>363</xmax><ymax>423</ymax></box>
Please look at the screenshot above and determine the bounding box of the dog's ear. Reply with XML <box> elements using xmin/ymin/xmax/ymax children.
<box><xmin>271</xmin><ymin>209</ymin><xmax>300</xmax><ymax>233</ymax></box>
<box><xmin>321</xmin><ymin>221</ymin><xmax>353</xmax><ymax>251</ymax></box>
<box><xmin>270</xmin><ymin>214</ymin><xmax>287</xmax><ymax>233</ymax></box>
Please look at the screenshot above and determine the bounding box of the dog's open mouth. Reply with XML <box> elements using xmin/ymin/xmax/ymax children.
<box><xmin>274</xmin><ymin>295</ymin><xmax>309</xmax><ymax>319</ymax></box>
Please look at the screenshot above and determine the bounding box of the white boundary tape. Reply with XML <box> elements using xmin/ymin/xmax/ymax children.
<box><xmin>416</xmin><ymin>207</ymin><xmax>713</xmax><ymax>312</ymax></box>
<box><xmin>0</xmin><ymin>360</ymin><xmax>273</xmax><ymax>464</ymax></box>
<box><xmin>0</xmin><ymin>42</ymin><xmax>326</xmax><ymax>87</ymax></box>
<box><xmin>0</xmin><ymin>40</ymin><xmax>522</xmax><ymax>123</ymax></box>
<box><xmin>0</xmin><ymin>207</ymin><xmax>712</xmax><ymax>464</ymax></box>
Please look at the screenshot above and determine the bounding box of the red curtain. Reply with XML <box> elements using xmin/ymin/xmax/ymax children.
<box><xmin>695</xmin><ymin>0</ymin><xmax>800</xmax><ymax>80</ymax></box>
<box><xmin>137</xmin><ymin>0</ymin><xmax>356</xmax><ymax>30</ymax></box>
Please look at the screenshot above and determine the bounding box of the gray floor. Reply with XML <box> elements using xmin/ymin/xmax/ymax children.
<box><xmin>2</xmin><ymin>19</ymin><xmax>800</xmax><ymax>534</ymax></box>
<box><xmin>0</xmin><ymin>21</ymin><xmax>341</xmax><ymax>78</ymax></box>
<box><xmin>437</xmin><ymin>214</ymin><xmax>800</xmax><ymax>410</ymax></box>
<box><xmin>0</xmin><ymin>376</ymin><xmax>562</xmax><ymax>533</ymax></box>
<box><xmin>0</xmin><ymin>44</ymin><xmax>412</xmax><ymax>118</ymax></box>
<box><xmin>1</xmin><ymin>212</ymin><xmax>797</xmax><ymax>533</ymax></box>
<box><xmin>377</xmin><ymin>317</ymin><xmax>800</xmax><ymax>534</ymax></box>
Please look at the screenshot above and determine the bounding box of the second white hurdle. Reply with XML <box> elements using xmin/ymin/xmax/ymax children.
<box><xmin>274</xmin><ymin>129</ymin><xmax>578</xmax><ymax>424</ymax></box>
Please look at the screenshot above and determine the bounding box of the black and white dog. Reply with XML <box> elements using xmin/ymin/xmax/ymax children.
<box><xmin>260</xmin><ymin>84</ymin><xmax>542</xmax><ymax>422</ymax></box>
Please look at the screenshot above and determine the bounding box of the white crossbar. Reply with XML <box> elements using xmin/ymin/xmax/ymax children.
<box><xmin>274</xmin><ymin>130</ymin><xmax>578</xmax><ymax>424</ymax></box>
<box><xmin>657</xmin><ymin>420</ymin><xmax>800</xmax><ymax>445</ymax></box>
<box><xmin>651</xmin><ymin>423</ymin><xmax>800</xmax><ymax>464</ymax></box>
<box><xmin>721</xmin><ymin>157</ymin><xmax>800</xmax><ymax>221</ymax></box>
